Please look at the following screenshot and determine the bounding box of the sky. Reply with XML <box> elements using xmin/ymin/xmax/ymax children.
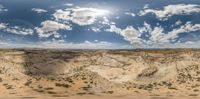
<box><xmin>0</xmin><ymin>0</ymin><xmax>200</xmax><ymax>49</ymax></box>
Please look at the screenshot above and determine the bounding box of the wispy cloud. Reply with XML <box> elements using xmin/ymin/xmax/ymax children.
<box><xmin>0</xmin><ymin>4</ymin><xmax>7</xmax><ymax>12</ymax></box>
<box><xmin>0</xmin><ymin>23</ymin><xmax>34</xmax><ymax>35</ymax></box>
<box><xmin>0</xmin><ymin>40</ymin><xmax>133</xmax><ymax>49</ymax></box>
<box><xmin>32</xmin><ymin>8</ymin><xmax>47</xmax><ymax>13</ymax></box>
<box><xmin>125</xmin><ymin>12</ymin><xmax>135</xmax><ymax>17</ymax></box>
<box><xmin>64</xmin><ymin>3</ymin><xmax>74</xmax><ymax>6</ymax></box>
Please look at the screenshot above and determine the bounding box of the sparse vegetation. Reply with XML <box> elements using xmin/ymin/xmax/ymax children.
<box><xmin>189</xmin><ymin>94</ymin><xmax>199</xmax><ymax>96</ymax></box>
<box><xmin>55</xmin><ymin>83</ymin><xmax>71</xmax><ymax>88</ymax></box>
<box><xmin>0</xmin><ymin>49</ymin><xmax>200</xmax><ymax>98</ymax></box>
<box><xmin>45</xmin><ymin>87</ymin><xmax>54</xmax><ymax>90</ymax></box>
<box><xmin>47</xmin><ymin>91</ymin><xmax>57</xmax><ymax>94</ymax></box>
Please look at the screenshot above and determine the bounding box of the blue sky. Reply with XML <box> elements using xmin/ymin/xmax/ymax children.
<box><xmin>0</xmin><ymin>0</ymin><xmax>200</xmax><ymax>49</ymax></box>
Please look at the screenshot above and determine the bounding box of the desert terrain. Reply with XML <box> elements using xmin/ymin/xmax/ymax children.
<box><xmin>0</xmin><ymin>49</ymin><xmax>200</xmax><ymax>99</ymax></box>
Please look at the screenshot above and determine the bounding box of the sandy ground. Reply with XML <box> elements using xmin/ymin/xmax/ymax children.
<box><xmin>0</xmin><ymin>96</ymin><xmax>200</xmax><ymax>99</ymax></box>
<box><xmin>0</xmin><ymin>49</ymin><xmax>200</xmax><ymax>98</ymax></box>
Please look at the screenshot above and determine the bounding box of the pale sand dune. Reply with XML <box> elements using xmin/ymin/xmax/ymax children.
<box><xmin>0</xmin><ymin>49</ymin><xmax>200</xmax><ymax>98</ymax></box>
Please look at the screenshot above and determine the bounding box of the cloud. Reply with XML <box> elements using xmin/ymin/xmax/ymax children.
<box><xmin>2</xmin><ymin>2</ymin><xmax>200</xmax><ymax>49</ymax></box>
<box><xmin>184</xmin><ymin>41</ymin><xmax>194</xmax><ymax>45</ymax></box>
<box><xmin>121</xmin><ymin>26</ymin><xmax>142</xmax><ymax>45</ymax></box>
<box><xmin>35</xmin><ymin>20</ymin><xmax>72</xmax><ymax>38</ymax></box>
<box><xmin>106</xmin><ymin>25</ymin><xmax>142</xmax><ymax>47</ymax></box>
<box><xmin>90</xmin><ymin>27</ymin><xmax>101</xmax><ymax>32</ymax></box>
<box><xmin>137</xmin><ymin>22</ymin><xmax>165</xmax><ymax>44</ymax></box>
<box><xmin>36</xmin><ymin>7</ymin><xmax>110</xmax><ymax>38</ymax></box>
<box><xmin>3</xmin><ymin>40</ymin><xmax>200</xmax><ymax>49</ymax></box>
<box><xmin>99</xmin><ymin>17</ymin><xmax>115</xmax><ymax>25</ymax></box>
<box><xmin>0</xmin><ymin>4</ymin><xmax>7</xmax><ymax>12</ymax></box>
<box><xmin>159</xmin><ymin>22</ymin><xmax>200</xmax><ymax>43</ymax></box>
<box><xmin>148</xmin><ymin>26</ymin><xmax>165</xmax><ymax>44</ymax></box>
<box><xmin>171</xmin><ymin>20</ymin><xmax>183</xmax><ymax>28</ymax></box>
<box><xmin>0</xmin><ymin>23</ymin><xmax>33</xmax><ymax>35</ymax></box>
<box><xmin>106</xmin><ymin>21</ymin><xmax>200</xmax><ymax>48</ymax></box>
<box><xmin>53</xmin><ymin>9</ymin><xmax>71</xmax><ymax>21</ymax></box>
<box><xmin>5</xmin><ymin>26</ymin><xmax>34</xmax><ymax>35</ymax></box>
<box><xmin>125</xmin><ymin>12</ymin><xmax>135</xmax><ymax>17</ymax></box>
<box><xmin>65</xmin><ymin>3</ymin><xmax>73</xmax><ymax>6</ymax></box>
<box><xmin>142</xmin><ymin>22</ymin><xmax>200</xmax><ymax>44</ymax></box>
<box><xmin>138</xmin><ymin>22</ymin><xmax>152</xmax><ymax>33</ymax></box>
<box><xmin>53</xmin><ymin>7</ymin><xmax>110</xmax><ymax>26</ymax></box>
<box><xmin>32</xmin><ymin>8</ymin><xmax>47</xmax><ymax>13</ymax></box>
<box><xmin>0</xmin><ymin>40</ymin><xmax>133</xmax><ymax>49</ymax></box>
<box><xmin>106</xmin><ymin>25</ymin><xmax>121</xmax><ymax>33</ymax></box>
<box><xmin>0</xmin><ymin>6</ymin><xmax>34</xmax><ymax>36</ymax></box>
<box><xmin>40</xmin><ymin>41</ymin><xmax>133</xmax><ymax>49</ymax></box>
<box><xmin>0</xmin><ymin>23</ymin><xmax>7</xmax><ymax>29</ymax></box>
<box><xmin>139</xmin><ymin>4</ymin><xmax>200</xmax><ymax>20</ymax></box>
<box><xmin>175</xmin><ymin>20</ymin><xmax>182</xmax><ymax>26</ymax></box>
<box><xmin>143</xmin><ymin>4</ymin><xmax>149</xmax><ymax>9</ymax></box>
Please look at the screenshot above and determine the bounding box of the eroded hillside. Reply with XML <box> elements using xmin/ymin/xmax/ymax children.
<box><xmin>0</xmin><ymin>49</ymin><xmax>200</xmax><ymax>98</ymax></box>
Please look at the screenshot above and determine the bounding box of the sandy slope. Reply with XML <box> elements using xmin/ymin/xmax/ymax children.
<box><xmin>0</xmin><ymin>49</ymin><xmax>200</xmax><ymax>98</ymax></box>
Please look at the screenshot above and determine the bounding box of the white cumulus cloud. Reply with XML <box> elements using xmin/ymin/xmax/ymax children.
<box><xmin>141</xmin><ymin>22</ymin><xmax>200</xmax><ymax>44</ymax></box>
<box><xmin>139</xmin><ymin>4</ymin><xmax>200</xmax><ymax>20</ymax></box>
<box><xmin>53</xmin><ymin>7</ymin><xmax>110</xmax><ymax>26</ymax></box>
<box><xmin>35</xmin><ymin>20</ymin><xmax>72</xmax><ymax>38</ymax></box>
<box><xmin>159</xmin><ymin>22</ymin><xmax>200</xmax><ymax>43</ymax></box>
<box><xmin>121</xmin><ymin>26</ymin><xmax>142</xmax><ymax>44</ymax></box>
<box><xmin>106</xmin><ymin>25</ymin><xmax>142</xmax><ymax>47</ymax></box>
<box><xmin>106</xmin><ymin>21</ymin><xmax>200</xmax><ymax>48</ymax></box>
<box><xmin>0</xmin><ymin>23</ymin><xmax>7</xmax><ymax>29</ymax></box>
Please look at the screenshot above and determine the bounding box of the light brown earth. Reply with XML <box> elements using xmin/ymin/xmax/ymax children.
<box><xmin>0</xmin><ymin>49</ymin><xmax>200</xmax><ymax>99</ymax></box>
